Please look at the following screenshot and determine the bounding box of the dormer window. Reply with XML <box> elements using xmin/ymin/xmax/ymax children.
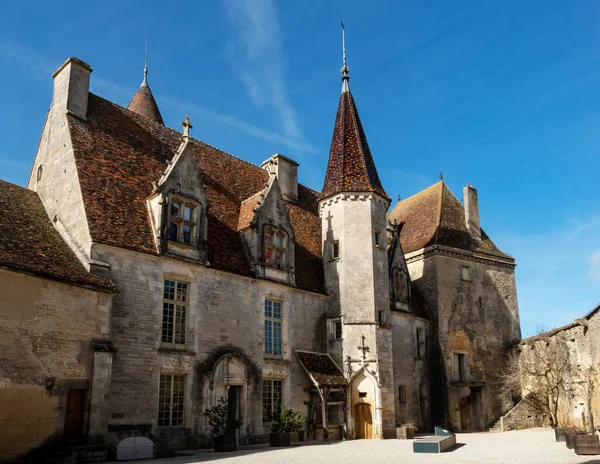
<box><xmin>169</xmin><ymin>197</ymin><xmax>197</xmax><ymax>245</ymax></box>
<box><xmin>265</xmin><ymin>226</ymin><xmax>286</xmax><ymax>269</ymax></box>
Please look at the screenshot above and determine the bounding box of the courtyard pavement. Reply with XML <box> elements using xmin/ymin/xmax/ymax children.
<box><xmin>112</xmin><ymin>428</ymin><xmax>600</xmax><ymax>464</ymax></box>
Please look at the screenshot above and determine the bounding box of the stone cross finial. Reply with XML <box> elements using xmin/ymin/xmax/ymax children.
<box><xmin>181</xmin><ymin>115</ymin><xmax>193</xmax><ymax>139</ymax></box>
<box><xmin>358</xmin><ymin>334</ymin><xmax>370</xmax><ymax>362</ymax></box>
<box><xmin>439</xmin><ymin>172</ymin><xmax>444</xmax><ymax>181</ymax></box>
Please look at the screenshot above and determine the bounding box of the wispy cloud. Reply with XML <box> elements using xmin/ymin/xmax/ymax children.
<box><xmin>589</xmin><ymin>249</ymin><xmax>600</xmax><ymax>283</ymax></box>
<box><xmin>161</xmin><ymin>96</ymin><xmax>317</xmax><ymax>154</ymax></box>
<box><xmin>221</xmin><ymin>0</ymin><xmax>314</xmax><ymax>152</ymax></box>
<box><xmin>0</xmin><ymin>39</ymin><xmax>316</xmax><ymax>156</ymax></box>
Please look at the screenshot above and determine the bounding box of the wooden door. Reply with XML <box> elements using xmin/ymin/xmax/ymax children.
<box><xmin>354</xmin><ymin>403</ymin><xmax>372</xmax><ymax>439</ymax></box>
<box><xmin>64</xmin><ymin>389</ymin><xmax>86</xmax><ymax>441</ymax></box>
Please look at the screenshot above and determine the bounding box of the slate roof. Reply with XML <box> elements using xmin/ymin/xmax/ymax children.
<box><xmin>68</xmin><ymin>93</ymin><xmax>324</xmax><ymax>293</ymax></box>
<box><xmin>321</xmin><ymin>90</ymin><xmax>389</xmax><ymax>200</ymax></box>
<box><xmin>389</xmin><ymin>181</ymin><xmax>513</xmax><ymax>261</ymax></box>
<box><xmin>127</xmin><ymin>83</ymin><xmax>164</xmax><ymax>125</ymax></box>
<box><xmin>0</xmin><ymin>180</ymin><xmax>115</xmax><ymax>292</ymax></box>
<box><xmin>295</xmin><ymin>351</ymin><xmax>347</xmax><ymax>386</ymax></box>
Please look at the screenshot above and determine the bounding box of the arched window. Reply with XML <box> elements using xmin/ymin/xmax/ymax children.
<box><xmin>169</xmin><ymin>196</ymin><xmax>198</xmax><ymax>245</ymax></box>
<box><xmin>264</xmin><ymin>226</ymin><xmax>286</xmax><ymax>269</ymax></box>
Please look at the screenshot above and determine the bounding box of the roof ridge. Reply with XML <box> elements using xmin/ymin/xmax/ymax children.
<box><xmin>89</xmin><ymin>92</ymin><xmax>319</xmax><ymax>193</ymax></box>
<box><xmin>395</xmin><ymin>181</ymin><xmax>441</xmax><ymax>206</ymax></box>
<box><xmin>433</xmin><ymin>181</ymin><xmax>444</xmax><ymax>244</ymax></box>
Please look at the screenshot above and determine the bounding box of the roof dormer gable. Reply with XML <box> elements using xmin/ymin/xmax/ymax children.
<box><xmin>388</xmin><ymin>221</ymin><xmax>411</xmax><ymax>311</ymax></box>
<box><xmin>147</xmin><ymin>140</ymin><xmax>208</xmax><ymax>263</ymax></box>
<box><xmin>239</xmin><ymin>176</ymin><xmax>295</xmax><ymax>285</ymax></box>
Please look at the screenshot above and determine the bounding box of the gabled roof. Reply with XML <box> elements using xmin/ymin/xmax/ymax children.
<box><xmin>321</xmin><ymin>90</ymin><xmax>389</xmax><ymax>200</ymax></box>
<box><xmin>389</xmin><ymin>181</ymin><xmax>513</xmax><ymax>260</ymax></box>
<box><xmin>68</xmin><ymin>93</ymin><xmax>324</xmax><ymax>293</ymax></box>
<box><xmin>295</xmin><ymin>351</ymin><xmax>347</xmax><ymax>386</ymax></box>
<box><xmin>127</xmin><ymin>83</ymin><xmax>164</xmax><ymax>125</ymax></box>
<box><xmin>0</xmin><ymin>180</ymin><xmax>115</xmax><ymax>292</ymax></box>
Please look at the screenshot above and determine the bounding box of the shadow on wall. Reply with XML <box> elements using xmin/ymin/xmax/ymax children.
<box><xmin>413</xmin><ymin>247</ymin><xmax>520</xmax><ymax>431</ymax></box>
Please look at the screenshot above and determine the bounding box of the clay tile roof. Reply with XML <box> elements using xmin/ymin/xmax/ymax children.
<box><xmin>295</xmin><ymin>351</ymin><xmax>347</xmax><ymax>386</ymax></box>
<box><xmin>68</xmin><ymin>93</ymin><xmax>324</xmax><ymax>293</ymax></box>
<box><xmin>390</xmin><ymin>181</ymin><xmax>513</xmax><ymax>260</ymax></box>
<box><xmin>127</xmin><ymin>83</ymin><xmax>164</xmax><ymax>125</ymax></box>
<box><xmin>0</xmin><ymin>180</ymin><xmax>115</xmax><ymax>292</ymax></box>
<box><xmin>237</xmin><ymin>188</ymin><xmax>266</xmax><ymax>231</ymax></box>
<box><xmin>321</xmin><ymin>91</ymin><xmax>389</xmax><ymax>200</ymax></box>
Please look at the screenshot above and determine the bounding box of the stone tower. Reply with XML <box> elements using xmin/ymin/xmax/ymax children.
<box><xmin>319</xmin><ymin>50</ymin><xmax>396</xmax><ymax>439</ymax></box>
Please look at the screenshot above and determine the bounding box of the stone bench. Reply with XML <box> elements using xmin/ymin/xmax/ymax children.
<box><xmin>413</xmin><ymin>427</ymin><xmax>456</xmax><ymax>454</ymax></box>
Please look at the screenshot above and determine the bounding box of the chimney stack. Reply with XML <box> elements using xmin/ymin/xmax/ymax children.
<box><xmin>51</xmin><ymin>57</ymin><xmax>93</xmax><ymax>121</ymax></box>
<box><xmin>260</xmin><ymin>153</ymin><xmax>299</xmax><ymax>203</ymax></box>
<box><xmin>463</xmin><ymin>183</ymin><xmax>481</xmax><ymax>241</ymax></box>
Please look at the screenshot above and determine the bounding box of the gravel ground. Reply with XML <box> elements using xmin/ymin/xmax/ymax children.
<box><xmin>111</xmin><ymin>428</ymin><xmax>600</xmax><ymax>464</ymax></box>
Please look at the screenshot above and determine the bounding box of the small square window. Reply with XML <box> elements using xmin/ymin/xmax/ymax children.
<box><xmin>359</xmin><ymin>392</ymin><xmax>367</xmax><ymax>398</ymax></box>
<box><xmin>330</xmin><ymin>319</ymin><xmax>342</xmax><ymax>340</ymax></box>
<box><xmin>461</xmin><ymin>266</ymin><xmax>471</xmax><ymax>281</ymax></box>
<box><xmin>332</xmin><ymin>240</ymin><xmax>340</xmax><ymax>259</ymax></box>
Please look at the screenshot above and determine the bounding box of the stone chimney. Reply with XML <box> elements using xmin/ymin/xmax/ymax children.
<box><xmin>51</xmin><ymin>57</ymin><xmax>93</xmax><ymax>121</ymax></box>
<box><xmin>260</xmin><ymin>153</ymin><xmax>299</xmax><ymax>203</ymax></box>
<box><xmin>463</xmin><ymin>183</ymin><xmax>481</xmax><ymax>241</ymax></box>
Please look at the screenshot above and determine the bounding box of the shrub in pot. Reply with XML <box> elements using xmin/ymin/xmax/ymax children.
<box><xmin>396</xmin><ymin>421</ymin><xmax>418</xmax><ymax>439</ymax></box>
<box><xmin>270</xmin><ymin>404</ymin><xmax>304</xmax><ymax>447</ymax></box>
<box><xmin>204</xmin><ymin>397</ymin><xmax>243</xmax><ymax>452</ymax></box>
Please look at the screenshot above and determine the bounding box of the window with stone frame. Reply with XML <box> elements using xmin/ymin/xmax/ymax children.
<box><xmin>169</xmin><ymin>197</ymin><xmax>198</xmax><ymax>246</ymax></box>
<box><xmin>264</xmin><ymin>299</ymin><xmax>282</xmax><ymax>356</ymax></box>
<box><xmin>264</xmin><ymin>226</ymin><xmax>286</xmax><ymax>269</ymax></box>
<box><xmin>419</xmin><ymin>383</ymin><xmax>426</xmax><ymax>419</ymax></box>
<box><xmin>416</xmin><ymin>328</ymin><xmax>425</xmax><ymax>360</ymax></box>
<box><xmin>162</xmin><ymin>280</ymin><xmax>188</xmax><ymax>349</ymax></box>
<box><xmin>158</xmin><ymin>373</ymin><xmax>185</xmax><ymax>427</ymax></box>
<box><xmin>331</xmin><ymin>239</ymin><xmax>340</xmax><ymax>259</ymax></box>
<box><xmin>329</xmin><ymin>318</ymin><xmax>342</xmax><ymax>340</ymax></box>
<box><xmin>262</xmin><ymin>379</ymin><xmax>282</xmax><ymax>423</ymax></box>
<box><xmin>398</xmin><ymin>385</ymin><xmax>407</xmax><ymax>403</ymax></box>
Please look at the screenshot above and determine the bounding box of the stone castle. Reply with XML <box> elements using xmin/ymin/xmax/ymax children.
<box><xmin>0</xmin><ymin>50</ymin><xmax>522</xmax><ymax>461</ymax></box>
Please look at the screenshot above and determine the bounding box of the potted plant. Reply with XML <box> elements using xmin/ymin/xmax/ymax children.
<box><xmin>270</xmin><ymin>404</ymin><xmax>304</xmax><ymax>447</ymax></box>
<box><xmin>396</xmin><ymin>421</ymin><xmax>418</xmax><ymax>439</ymax></box>
<box><xmin>204</xmin><ymin>397</ymin><xmax>243</xmax><ymax>452</ymax></box>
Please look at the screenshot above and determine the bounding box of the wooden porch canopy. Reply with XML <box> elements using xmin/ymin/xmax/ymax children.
<box><xmin>295</xmin><ymin>350</ymin><xmax>348</xmax><ymax>440</ymax></box>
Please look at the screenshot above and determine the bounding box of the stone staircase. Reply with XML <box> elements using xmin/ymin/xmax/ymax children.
<box><xmin>489</xmin><ymin>396</ymin><xmax>545</xmax><ymax>432</ymax></box>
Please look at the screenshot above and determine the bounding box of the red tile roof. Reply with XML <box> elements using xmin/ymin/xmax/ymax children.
<box><xmin>390</xmin><ymin>182</ymin><xmax>513</xmax><ymax>260</ymax></box>
<box><xmin>295</xmin><ymin>351</ymin><xmax>347</xmax><ymax>386</ymax></box>
<box><xmin>0</xmin><ymin>180</ymin><xmax>115</xmax><ymax>292</ymax></box>
<box><xmin>237</xmin><ymin>188</ymin><xmax>266</xmax><ymax>231</ymax></box>
<box><xmin>321</xmin><ymin>90</ymin><xmax>389</xmax><ymax>200</ymax></box>
<box><xmin>68</xmin><ymin>94</ymin><xmax>325</xmax><ymax>293</ymax></box>
<box><xmin>127</xmin><ymin>83</ymin><xmax>164</xmax><ymax>125</ymax></box>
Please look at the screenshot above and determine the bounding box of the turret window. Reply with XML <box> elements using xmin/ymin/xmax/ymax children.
<box><xmin>169</xmin><ymin>197</ymin><xmax>197</xmax><ymax>245</ymax></box>
<box><xmin>265</xmin><ymin>226</ymin><xmax>286</xmax><ymax>269</ymax></box>
<box><xmin>332</xmin><ymin>240</ymin><xmax>340</xmax><ymax>259</ymax></box>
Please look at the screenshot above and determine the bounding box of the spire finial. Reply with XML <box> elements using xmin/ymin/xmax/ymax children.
<box><xmin>181</xmin><ymin>115</ymin><xmax>193</xmax><ymax>139</ymax></box>
<box><xmin>439</xmin><ymin>172</ymin><xmax>444</xmax><ymax>182</ymax></box>
<box><xmin>340</xmin><ymin>21</ymin><xmax>350</xmax><ymax>92</ymax></box>
<box><xmin>142</xmin><ymin>33</ymin><xmax>149</xmax><ymax>86</ymax></box>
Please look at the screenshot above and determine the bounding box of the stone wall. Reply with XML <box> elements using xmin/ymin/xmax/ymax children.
<box><xmin>91</xmin><ymin>243</ymin><xmax>326</xmax><ymax>451</ymax></box>
<box><xmin>0</xmin><ymin>269</ymin><xmax>112</xmax><ymax>461</ymax></box>
<box><xmin>390</xmin><ymin>312</ymin><xmax>429</xmax><ymax>431</ymax></box>
<box><xmin>407</xmin><ymin>249</ymin><xmax>520</xmax><ymax>430</ymax></box>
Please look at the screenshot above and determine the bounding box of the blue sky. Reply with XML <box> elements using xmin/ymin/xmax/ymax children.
<box><xmin>0</xmin><ymin>1</ymin><xmax>598</xmax><ymax>337</ymax></box>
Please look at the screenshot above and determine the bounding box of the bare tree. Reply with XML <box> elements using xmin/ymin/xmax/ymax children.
<box><xmin>500</xmin><ymin>332</ymin><xmax>573</xmax><ymax>427</ymax></box>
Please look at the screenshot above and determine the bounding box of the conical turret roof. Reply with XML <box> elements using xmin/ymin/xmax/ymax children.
<box><xmin>127</xmin><ymin>81</ymin><xmax>164</xmax><ymax>125</ymax></box>
<box><xmin>321</xmin><ymin>87</ymin><xmax>388</xmax><ymax>200</ymax></box>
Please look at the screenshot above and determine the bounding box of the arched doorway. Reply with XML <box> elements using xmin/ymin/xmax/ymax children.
<box><xmin>212</xmin><ymin>355</ymin><xmax>249</xmax><ymax>444</ymax></box>
<box><xmin>354</xmin><ymin>403</ymin><xmax>372</xmax><ymax>439</ymax></box>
